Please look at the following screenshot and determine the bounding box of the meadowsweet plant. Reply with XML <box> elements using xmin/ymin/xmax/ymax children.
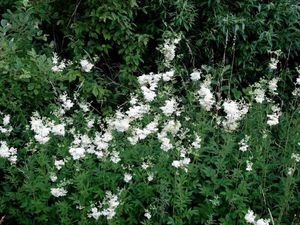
<box><xmin>0</xmin><ymin>32</ymin><xmax>300</xmax><ymax>225</ymax></box>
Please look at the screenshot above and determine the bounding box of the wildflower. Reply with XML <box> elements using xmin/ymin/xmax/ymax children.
<box><xmin>3</xmin><ymin>114</ymin><xmax>10</xmax><ymax>126</ymax></box>
<box><xmin>198</xmin><ymin>82</ymin><xmax>215</xmax><ymax>111</ymax></box>
<box><xmin>50</xmin><ymin>174</ymin><xmax>58</xmax><ymax>182</ymax></box>
<box><xmin>246</xmin><ymin>160</ymin><xmax>253</xmax><ymax>171</ymax></box>
<box><xmin>269</xmin><ymin>58</ymin><xmax>279</xmax><ymax>70</ymax></box>
<box><xmin>124</xmin><ymin>173</ymin><xmax>132</xmax><ymax>183</ymax></box>
<box><xmin>80</xmin><ymin>59</ymin><xmax>94</xmax><ymax>72</ymax></box>
<box><xmin>147</xmin><ymin>173</ymin><xmax>154</xmax><ymax>182</ymax></box>
<box><xmin>88</xmin><ymin>192</ymin><xmax>120</xmax><ymax>220</ymax></box>
<box><xmin>267</xmin><ymin>105</ymin><xmax>281</xmax><ymax>126</ymax></box>
<box><xmin>110</xmin><ymin>151</ymin><xmax>121</xmax><ymax>163</ymax></box>
<box><xmin>52</xmin><ymin>124</ymin><xmax>65</xmax><ymax>136</ymax></box>
<box><xmin>191</xmin><ymin>134</ymin><xmax>201</xmax><ymax>149</ymax></box>
<box><xmin>222</xmin><ymin>100</ymin><xmax>249</xmax><ymax>131</ymax></box>
<box><xmin>69</xmin><ymin>147</ymin><xmax>85</xmax><ymax>160</ymax></box>
<box><xmin>268</xmin><ymin>78</ymin><xmax>279</xmax><ymax>95</ymax></box>
<box><xmin>54</xmin><ymin>159</ymin><xmax>65</xmax><ymax>170</ymax></box>
<box><xmin>256</xmin><ymin>219</ymin><xmax>270</xmax><ymax>225</ymax></box>
<box><xmin>253</xmin><ymin>88</ymin><xmax>265</xmax><ymax>103</ymax></box>
<box><xmin>0</xmin><ymin>141</ymin><xmax>17</xmax><ymax>164</ymax></box>
<box><xmin>190</xmin><ymin>69</ymin><xmax>201</xmax><ymax>81</ymax></box>
<box><xmin>291</xmin><ymin>153</ymin><xmax>300</xmax><ymax>162</ymax></box>
<box><xmin>160</xmin><ymin>98</ymin><xmax>178</xmax><ymax>116</ymax></box>
<box><xmin>245</xmin><ymin>209</ymin><xmax>256</xmax><ymax>224</ymax></box>
<box><xmin>162</xmin><ymin>70</ymin><xmax>175</xmax><ymax>81</ymax></box>
<box><xmin>239</xmin><ymin>135</ymin><xmax>250</xmax><ymax>152</ymax></box>
<box><xmin>51</xmin><ymin>53</ymin><xmax>66</xmax><ymax>72</ymax></box>
<box><xmin>59</xmin><ymin>93</ymin><xmax>74</xmax><ymax>111</ymax></box>
<box><xmin>144</xmin><ymin>209</ymin><xmax>151</xmax><ymax>219</ymax></box>
<box><xmin>88</xmin><ymin>207</ymin><xmax>101</xmax><ymax>220</ymax></box>
<box><xmin>50</xmin><ymin>187</ymin><xmax>67</xmax><ymax>197</ymax></box>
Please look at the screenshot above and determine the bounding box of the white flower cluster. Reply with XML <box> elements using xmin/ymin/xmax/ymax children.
<box><xmin>246</xmin><ymin>159</ymin><xmax>253</xmax><ymax>171</ymax></box>
<box><xmin>124</xmin><ymin>173</ymin><xmax>132</xmax><ymax>183</ymax></box>
<box><xmin>80</xmin><ymin>59</ymin><xmax>94</xmax><ymax>73</ymax></box>
<box><xmin>50</xmin><ymin>187</ymin><xmax>67</xmax><ymax>197</ymax></box>
<box><xmin>128</xmin><ymin>120</ymin><xmax>158</xmax><ymax>145</ymax></box>
<box><xmin>245</xmin><ymin>209</ymin><xmax>270</xmax><ymax>225</ymax></box>
<box><xmin>88</xmin><ymin>192</ymin><xmax>120</xmax><ymax>220</ymax></box>
<box><xmin>30</xmin><ymin>114</ymin><xmax>66</xmax><ymax>144</ymax></box>
<box><xmin>51</xmin><ymin>53</ymin><xmax>66</xmax><ymax>72</ymax></box>
<box><xmin>291</xmin><ymin>153</ymin><xmax>300</xmax><ymax>162</ymax></box>
<box><xmin>157</xmin><ymin>120</ymin><xmax>181</xmax><ymax>152</ymax></box>
<box><xmin>172</xmin><ymin>148</ymin><xmax>191</xmax><ymax>172</ymax></box>
<box><xmin>160</xmin><ymin>98</ymin><xmax>178</xmax><ymax>116</ymax></box>
<box><xmin>160</xmin><ymin>37</ymin><xmax>181</xmax><ymax>67</ymax></box>
<box><xmin>252</xmin><ymin>81</ymin><xmax>266</xmax><ymax>103</ymax></box>
<box><xmin>190</xmin><ymin>69</ymin><xmax>201</xmax><ymax>81</ymax></box>
<box><xmin>222</xmin><ymin>100</ymin><xmax>249</xmax><ymax>131</ymax></box>
<box><xmin>239</xmin><ymin>135</ymin><xmax>250</xmax><ymax>152</ymax></box>
<box><xmin>138</xmin><ymin>72</ymin><xmax>161</xmax><ymax>102</ymax></box>
<box><xmin>198</xmin><ymin>78</ymin><xmax>215</xmax><ymax>111</ymax></box>
<box><xmin>266</xmin><ymin>105</ymin><xmax>281</xmax><ymax>126</ymax></box>
<box><xmin>268</xmin><ymin>78</ymin><xmax>279</xmax><ymax>95</ymax></box>
<box><xmin>292</xmin><ymin>66</ymin><xmax>300</xmax><ymax>97</ymax></box>
<box><xmin>69</xmin><ymin>134</ymin><xmax>92</xmax><ymax>160</ymax></box>
<box><xmin>144</xmin><ymin>209</ymin><xmax>151</xmax><ymax>219</ymax></box>
<box><xmin>0</xmin><ymin>114</ymin><xmax>12</xmax><ymax>134</ymax></box>
<box><xmin>0</xmin><ymin>141</ymin><xmax>17</xmax><ymax>164</ymax></box>
<box><xmin>59</xmin><ymin>93</ymin><xmax>74</xmax><ymax>113</ymax></box>
<box><xmin>191</xmin><ymin>134</ymin><xmax>201</xmax><ymax>149</ymax></box>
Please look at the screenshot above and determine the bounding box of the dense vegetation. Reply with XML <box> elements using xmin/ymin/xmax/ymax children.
<box><xmin>0</xmin><ymin>1</ymin><xmax>299</xmax><ymax>224</ymax></box>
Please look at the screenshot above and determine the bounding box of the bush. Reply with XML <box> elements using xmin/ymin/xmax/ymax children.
<box><xmin>0</xmin><ymin>36</ymin><xmax>300</xmax><ymax>224</ymax></box>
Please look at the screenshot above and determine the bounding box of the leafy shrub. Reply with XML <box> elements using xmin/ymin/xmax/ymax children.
<box><xmin>0</xmin><ymin>36</ymin><xmax>299</xmax><ymax>225</ymax></box>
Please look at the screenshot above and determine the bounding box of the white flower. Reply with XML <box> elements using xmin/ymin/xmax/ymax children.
<box><xmin>88</xmin><ymin>207</ymin><xmax>101</xmax><ymax>220</ymax></box>
<box><xmin>113</xmin><ymin>118</ymin><xmax>130</xmax><ymax>132</ymax></box>
<box><xmin>54</xmin><ymin>159</ymin><xmax>65</xmax><ymax>170</ymax></box>
<box><xmin>192</xmin><ymin>134</ymin><xmax>201</xmax><ymax>149</ymax></box>
<box><xmin>190</xmin><ymin>70</ymin><xmax>201</xmax><ymax>81</ymax></box>
<box><xmin>239</xmin><ymin>135</ymin><xmax>250</xmax><ymax>152</ymax></box>
<box><xmin>50</xmin><ymin>187</ymin><xmax>67</xmax><ymax>197</ymax></box>
<box><xmin>253</xmin><ymin>88</ymin><xmax>265</xmax><ymax>103</ymax></box>
<box><xmin>222</xmin><ymin>100</ymin><xmax>249</xmax><ymax>131</ymax></box>
<box><xmin>80</xmin><ymin>59</ymin><xmax>94</xmax><ymax>72</ymax></box>
<box><xmin>291</xmin><ymin>153</ymin><xmax>300</xmax><ymax>162</ymax></box>
<box><xmin>124</xmin><ymin>173</ymin><xmax>132</xmax><ymax>183</ymax></box>
<box><xmin>69</xmin><ymin>147</ymin><xmax>85</xmax><ymax>160</ymax></box>
<box><xmin>160</xmin><ymin>98</ymin><xmax>177</xmax><ymax>116</ymax></box>
<box><xmin>245</xmin><ymin>209</ymin><xmax>256</xmax><ymax>224</ymax></box>
<box><xmin>198</xmin><ymin>83</ymin><xmax>215</xmax><ymax>111</ymax></box>
<box><xmin>269</xmin><ymin>58</ymin><xmax>279</xmax><ymax>70</ymax></box>
<box><xmin>268</xmin><ymin>78</ymin><xmax>279</xmax><ymax>94</ymax></box>
<box><xmin>162</xmin><ymin>70</ymin><xmax>175</xmax><ymax>81</ymax></box>
<box><xmin>0</xmin><ymin>141</ymin><xmax>17</xmax><ymax>164</ymax></box>
<box><xmin>110</xmin><ymin>151</ymin><xmax>121</xmax><ymax>163</ymax></box>
<box><xmin>267</xmin><ymin>105</ymin><xmax>281</xmax><ymax>126</ymax></box>
<box><xmin>246</xmin><ymin>160</ymin><xmax>253</xmax><ymax>171</ymax></box>
<box><xmin>256</xmin><ymin>219</ymin><xmax>270</xmax><ymax>225</ymax></box>
<box><xmin>147</xmin><ymin>173</ymin><xmax>154</xmax><ymax>182</ymax></box>
<box><xmin>52</xmin><ymin>124</ymin><xmax>65</xmax><ymax>136</ymax></box>
<box><xmin>3</xmin><ymin>114</ymin><xmax>10</xmax><ymax>126</ymax></box>
<box><xmin>50</xmin><ymin>174</ymin><xmax>58</xmax><ymax>182</ymax></box>
<box><xmin>144</xmin><ymin>210</ymin><xmax>151</xmax><ymax>219</ymax></box>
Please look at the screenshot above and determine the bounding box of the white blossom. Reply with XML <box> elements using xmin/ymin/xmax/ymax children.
<box><xmin>80</xmin><ymin>59</ymin><xmax>94</xmax><ymax>72</ymax></box>
<box><xmin>50</xmin><ymin>187</ymin><xmax>67</xmax><ymax>197</ymax></box>
<box><xmin>190</xmin><ymin>69</ymin><xmax>201</xmax><ymax>81</ymax></box>
<box><xmin>245</xmin><ymin>209</ymin><xmax>256</xmax><ymax>224</ymax></box>
<box><xmin>124</xmin><ymin>173</ymin><xmax>132</xmax><ymax>183</ymax></box>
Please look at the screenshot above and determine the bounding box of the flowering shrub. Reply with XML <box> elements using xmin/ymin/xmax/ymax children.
<box><xmin>0</xmin><ymin>33</ymin><xmax>300</xmax><ymax>225</ymax></box>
